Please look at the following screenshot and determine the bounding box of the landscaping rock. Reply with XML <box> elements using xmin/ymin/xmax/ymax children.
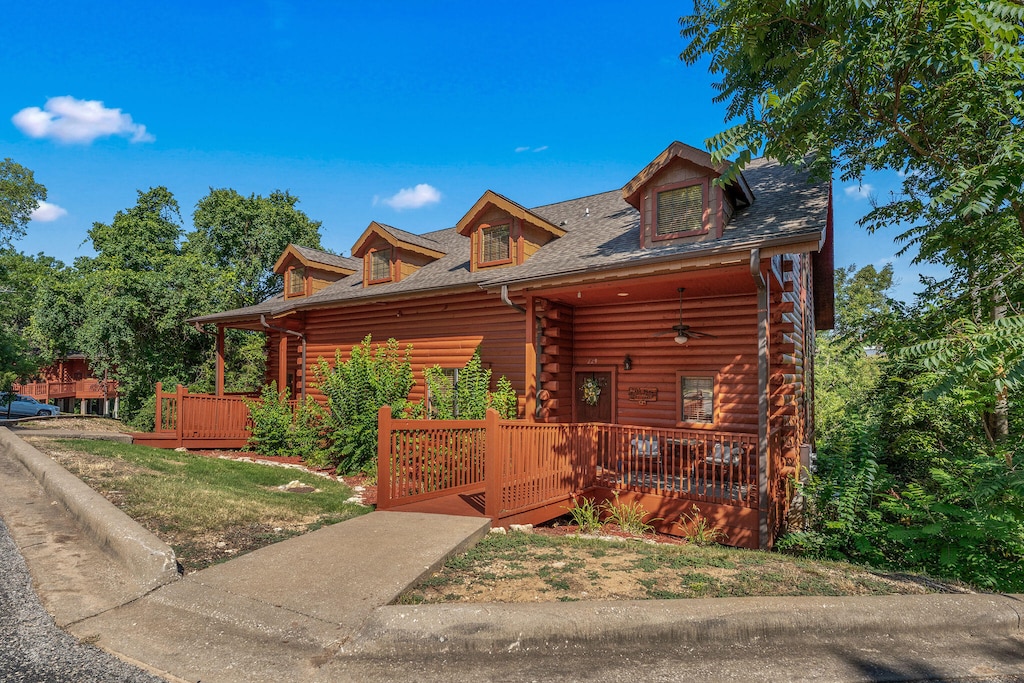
<box><xmin>509</xmin><ymin>524</ymin><xmax>533</xmax><ymax>534</ymax></box>
<box><xmin>488</xmin><ymin>527</ymin><xmax>507</xmax><ymax>535</ymax></box>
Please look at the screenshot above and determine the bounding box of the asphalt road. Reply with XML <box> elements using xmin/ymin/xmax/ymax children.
<box><xmin>0</xmin><ymin>518</ymin><xmax>162</xmax><ymax>683</ymax></box>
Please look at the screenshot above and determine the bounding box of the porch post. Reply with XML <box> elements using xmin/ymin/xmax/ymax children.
<box><xmin>752</xmin><ymin>249</ymin><xmax>771</xmax><ymax>550</ymax></box>
<box><xmin>484</xmin><ymin>408</ymin><xmax>501</xmax><ymax>521</ymax></box>
<box><xmin>215</xmin><ymin>325</ymin><xmax>225</xmax><ymax>396</ymax></box>
<box><xmin>277</xmin><ymin>332</ymin><xmax>288</xmax><ymax>396</ymax></box>
<box><xmin>153</xmin><ymin>382</ymin><xmax>161</xmax><ymax>430</ymax></box>
<box><xmin>524</xmin><ymin>294</ymin><xmax>538</xmax><ymax>422</ymax></box>
<box><xmin>377</xmin><ymin>405</ymin><xmax>392</xmax><ymax>510</ymax></box>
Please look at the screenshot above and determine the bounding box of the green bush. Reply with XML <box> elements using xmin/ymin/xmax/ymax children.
<box><xmin>244</xmin><ymin>383</ymin><xmax>295</xmax><ymax>457</ymax></box>
<box><xmin>423</xmin><ymin>349</ymin><xmax>518</xmax><ymax>420</ymax></box>
<box><xmin>315</xmin><ymin>335</ymin><xmax>414</xmax><ymax>474</ymax></box>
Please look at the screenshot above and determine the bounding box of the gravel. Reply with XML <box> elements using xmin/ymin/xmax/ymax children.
<box><xmin>0</xmin><ymin>518</ymin><xmax>163</xmax><ymax>683</ymax></box>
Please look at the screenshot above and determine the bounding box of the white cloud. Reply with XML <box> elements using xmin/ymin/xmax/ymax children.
<box><xmin>843</xmin><ymin>183</ymin><xmax>874</xmax><ymax>200</ymax></box>
<box><xmin>515</xmin><ymin>145</ymin><xmax>549</xmax><ymax>153</ymax></box>
<box><xmin>30</xmin><ymin>201</ymin><xmax>68</xmax><ymax>222</ymax></box>
<box><xmin>515</xmin><ymin>146</ymin><xmax>530</xmax><ymax>153</ymax></box>
<box><xmin>533</xmin><ymin>145</ymin><xmax>548</xmax><ymax>152</ymax></box>
<box><xmin>12</xmin><ymin>96</ymin><xmax>154</xmax><ymax>144</ymax></box>
<box><xmin>381</xmin><ymin>184</ymin><xmax>442</xmax><ymax>210</ymax></box>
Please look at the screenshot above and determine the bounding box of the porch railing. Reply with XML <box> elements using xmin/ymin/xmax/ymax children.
<box><xmin>377</xmin><ymin>407</ymin><xmax>759</xmax><ymax>519</ymax></box>
<box><xmin>13</xmin><ymin>379</ymin><xmax>119</xmax><ymax>400</ymax></box>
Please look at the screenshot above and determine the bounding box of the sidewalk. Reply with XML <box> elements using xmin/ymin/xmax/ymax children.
<box><xmin>2</xmin><ymin>427</ymin><xmax>1023</xmax><ymax>682</ymax></box>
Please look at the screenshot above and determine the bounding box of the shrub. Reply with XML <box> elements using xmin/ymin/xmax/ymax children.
<box><xmin>423</xmin><ymin>348</ymin><xmax>518</xmax><ymax>420</ymax></box>
<box><xmin>677</xmin><ymin>505</ymin><xmax>728</xmax><ymax>546</ymax></box>
<box><xmin>244</xmin><ymin>383</ymin><xmax>295</xmax><ymax>457</ymax></box>
<box><xmin>315</xmin><ymin>335</ymin><xmax>414</xmax><ymax>473</ymax></box>
<box><xmin>566</xmin><ymin>495</ymin><xmax>602</xmax><ymax>534</ymax></box>
<box><xmin>601</xmin><ymin>492</ymin><xmax>660</xmax><ymax>536</ymax></box>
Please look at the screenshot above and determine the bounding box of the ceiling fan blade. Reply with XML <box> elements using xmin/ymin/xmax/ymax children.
<box><xmin>685</xmin><ymin>330</ymin><xmax>717</xmax><ymax>339</ymax></box>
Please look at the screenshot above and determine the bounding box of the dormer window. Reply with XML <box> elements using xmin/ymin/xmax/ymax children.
<box><xmin>480</xmin><ymin>223</ymin><xmax>512</xmax><ymax>266</ymax></box>
<box><xmin>287</xmin><ymin>266</ymin><xmax>306</xmax><ymax>297</ymax></box>
<box><xmin>654</xmin><ymin>180</ymin><xmax>708</xmax><ymax>239</ymax></box>
<box><xmin>369</xmin><ymin>248</ymin><xmax>393</xmax><ymax>283</ymax></box>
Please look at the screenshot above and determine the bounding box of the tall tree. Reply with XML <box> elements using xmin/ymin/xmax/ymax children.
<box><xmin>191</xmin><ymin>189</ymin><xmax>324</xmax><ymax>308</ymax></box>
<box><xmin>0</xmin><ymin>158</ymin><xmax>46</xmax><ymax>247</ymax></box>
<box><xmin>34</xmin><ymin>187</ymin><xmax>233</xmax><ymax>422</ymax></box>
<box><xmin>681</xmin><ymin>0</ymin><xmax>1024</xmax><ymax>436</ymax></box>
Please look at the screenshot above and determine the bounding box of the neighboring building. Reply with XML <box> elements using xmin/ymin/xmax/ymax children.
<box><xmin>142</xmin><ymin>141</ymin><xmax>834</xmax><ymax>548</ymax></box>
<box><xmin>14</xmin><ymin>354</ymin><xmax>119</xmax><ymax>417</ymax></box>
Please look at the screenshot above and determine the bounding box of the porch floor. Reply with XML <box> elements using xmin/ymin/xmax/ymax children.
<box><xmin>386</xmin><ymin>488</ymin><xmax>487</xmax><ymax>518</ymax></box>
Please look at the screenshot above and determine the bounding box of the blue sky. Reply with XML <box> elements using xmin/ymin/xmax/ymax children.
<box><xmin>2</xmin><ymin>1</ymin><xmax>941</xmax><ymax>301</ymax></box>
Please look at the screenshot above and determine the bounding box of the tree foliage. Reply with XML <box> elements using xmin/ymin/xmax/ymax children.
<box><xmin>314</xmin><ymin>336</ymin><xmax>415</xmax><ymax>473</ymax></box>
<box><xmin>191</xmin><ymin>188</ymin><xmax>324</xmax><ymax>308</ymax></box>
<box><xmin>0</xmin><ymin>159</ymin><xmax>46</xmax><ymax>247</ymax></box>
<box><xmin>423</xmin><ymin>349</ymin><xmax>519</xmax><ymax>420</ymax></box>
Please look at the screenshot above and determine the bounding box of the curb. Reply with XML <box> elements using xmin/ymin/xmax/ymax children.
<box><xmin>0</xmin><ymin>427</ymin><xmax>180</xmax><ymax>590</ymax></box>
<box><xmin>346</xmin><ymin>593</ymin><xmax>1024</xmax><ymax>657</ymax></box>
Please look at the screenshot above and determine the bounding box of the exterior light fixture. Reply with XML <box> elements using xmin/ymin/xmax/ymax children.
<box><xmin>623</xmin><ymin>354</ymin><xmax>633</xmax><ymax>371</ymax></box>
<box><xmin>674</xmin><ymin>334</ymin><xmax>689</xmax><ymax>345</ymax></box>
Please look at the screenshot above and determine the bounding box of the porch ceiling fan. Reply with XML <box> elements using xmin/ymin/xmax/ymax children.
<box><xmin>655</xmin><ymin>287</ymin><xmax>716</xmax><ymax>344</ymax></box>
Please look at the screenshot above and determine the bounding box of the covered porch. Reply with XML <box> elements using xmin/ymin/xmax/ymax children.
<box><xmin>376</xmin><ymin>406</ymin><xmax>798</xmax><ymax>550</ymax></box>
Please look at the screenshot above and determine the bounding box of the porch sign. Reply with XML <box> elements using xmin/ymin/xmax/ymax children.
<box><xmin>627</xmin><ymin>387</ymin><xmax>658</xmax><ymax>405</ymax></box>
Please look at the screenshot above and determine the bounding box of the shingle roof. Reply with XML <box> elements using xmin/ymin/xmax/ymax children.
<box><xmin>291</xmin><ymin>245</ymin><xmax>360</xmax><ymax>272</ymax></box>
<box><xmin>374</xmin><ymin>223</ymin><xmax>446</xmax><ymax>254</ymax></box>
<box><xmin>191</xmin><ymin>156</ymin><xmax>828</xmax><ymax>324</ymax></box>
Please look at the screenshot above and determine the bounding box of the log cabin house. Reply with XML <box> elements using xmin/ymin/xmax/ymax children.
<box><xmin>14</xmin><ymin>354</ymin><xmax>119</xmax><ymax>417</ymax></box>
<box><xmin>137</xmin><ymin>142</ymin><xmax>834</xmax><ymax>549</ymax></box>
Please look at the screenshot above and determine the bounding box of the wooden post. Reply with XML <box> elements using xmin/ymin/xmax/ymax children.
<box><xmin>277</xmin><ymin>332</ymin><xmax>288</xmax><ymax>396</ymax></box>
<box><xmin>215</xmin><ymin>326</ymin><xmax>225</xmax><ymax>397</ymax></box>
<box><xmin>377</xmin><ymin>405</ymin><xmax>393</xmax><ymax>510</ymax></box>
<box><xmin>152</xmin><ymin>382</ymin><xmax>162</xmax><ymax>430</ymax></box>
<box><xmin>484</xmin><ymin>408</ymin><xmax>501</xmax><ymax>521</ymax></box>
<box><xmin>175</xmin><ymin>384</ymin><xmax>185</xmax><ymax>448</ymax></box>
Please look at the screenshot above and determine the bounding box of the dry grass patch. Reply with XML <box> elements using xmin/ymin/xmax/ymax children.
<box><xmin>398</xmin><ymin>531</ymin><xmax>973</xmax><ymax>604</ymax></box>
<box><xmin>13</xmin><ymin>416</ymin><xmax>129</xmax><ymax>432</ymax></box>
<box><xmin>28</xmin><ymin>438</ymin><xmax>370</xmax><ymax>572</ymax></box>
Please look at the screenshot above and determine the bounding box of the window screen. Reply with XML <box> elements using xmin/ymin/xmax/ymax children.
<box><xmin>287</xmin><ymin>267</ymin><xmax>305</xmax><ymax>296</ymax></box>
<box><xmin>370</xmin><ymin>248</ymin><xmax>391</xmax><ymax>281</ymax></box>
<box><xmin>481</xmin><ymin>224</ymin><xmax>511</xmax><ymax>263</ymax></box>
<box><xmin>681</xmin><ymin>376</ymin><xmax>714</xmax><ymax>423</ymax></box>
<box><xmin>656</xmin><ymin>185</ymin><xmax>704</xmax><ymax>236</ymax></box>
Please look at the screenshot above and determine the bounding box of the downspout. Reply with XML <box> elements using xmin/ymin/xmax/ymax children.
<box><xmin>260</xmin><ymin>315</ymin><xmax>307</xmax><ymax>402</ymax></box>
<box><xmin>500</xmin><ymin>285</ymin><xmax>526</xmax><ymax>314</ymax></box>
<box><xmin>750</xmin><ymin>249</ymin><xmax>770</xmax><ymax>550</ymax></box>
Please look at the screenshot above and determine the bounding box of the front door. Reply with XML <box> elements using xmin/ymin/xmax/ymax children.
<box><xmin>574</xmin><ymin>370</ymin><xmax>613</xmax><ymax>423</ymax></box>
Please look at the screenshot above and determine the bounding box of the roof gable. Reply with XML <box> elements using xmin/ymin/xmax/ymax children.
<box><xmin>272</xmin><ymin>244</ymin><xmax>358</xmax><ymax>276</ymax></box>
<box><xmin>351</xmin><ymin>221</ymin><xmax>447</xmax><ymax>259</ymax></box>
<box><xmin>621</xmin><ymin>141</ymin><xmax>753</xmax><ymax>209</ymax></box>
<box><xmin>456</xmin><ymin>190</ymin><xmax>567</xmax><ymax>239</ymax></box>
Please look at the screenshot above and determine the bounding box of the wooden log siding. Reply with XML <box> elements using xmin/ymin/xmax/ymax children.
<box><xmin>571</xmin><ymin>293</ymin><xmax>760</xmax><ymax>430</ymax></box>
<box><xmin>294</xmin><ymin>289</ymin><xmax>528</xmax><ymax>409</ymax></box>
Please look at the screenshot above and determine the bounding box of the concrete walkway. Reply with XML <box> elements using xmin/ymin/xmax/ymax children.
<box><xmin>2</xmin><ymin>426</ymin><xmax>1024</xmax><ymax>682</ymax></box>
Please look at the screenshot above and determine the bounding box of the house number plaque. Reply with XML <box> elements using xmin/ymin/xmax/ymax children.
<box><xmin>627</xmin><ymin>387</ymin><xmax>658</xmax><ymax>405</ymax></box>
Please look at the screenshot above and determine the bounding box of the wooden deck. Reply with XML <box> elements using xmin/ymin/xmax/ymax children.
<box><xmin>386</xmin><ymin>488</ymin><xmax>487</xmax><ymax>518</ymax></box>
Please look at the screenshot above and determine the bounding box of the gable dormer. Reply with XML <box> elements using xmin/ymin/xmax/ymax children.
<box><xmin>456</xmin><ymin>190</ymin><xmax>566</xmax><ymax>272</ymax></box>
<box><xmin>622</xmin><ymin>142</ymin><xmax>753</xmax><ymax>249</ymax></box>
<box><xmin>350</xmin><ymin>222</ymin><xmax>445</xmax><ymax>286</ymax></box>
<box><xmin>273</xmin><ymin>244</ymin><xmax>359</xmax><ymax>300</ymax></box>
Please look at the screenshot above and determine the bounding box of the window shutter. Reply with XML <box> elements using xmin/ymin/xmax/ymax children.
<box><xmin>481</xmin><ymin>224</ymin><xmax>511</xmax><ymax>263</ymax></box>
<box><xmin>656</xmin><ymin>185</ymin><xmax>704</xmax><ymax>236</ymax></box>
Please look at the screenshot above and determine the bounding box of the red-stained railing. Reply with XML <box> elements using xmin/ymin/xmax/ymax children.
<box><xmin>13</xmin><ymin>379</ymin><xmax>119</xmax><ymax>400</ymax></box>
<box><xmin>377</xmin><ymin>408</ymin><xmax>759</xmax><ymax>520</ymax></box>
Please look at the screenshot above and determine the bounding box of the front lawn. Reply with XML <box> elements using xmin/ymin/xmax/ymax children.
<box><xmin>398</xmin><ymin>530</ymin><xmax>973</xmax><ymax>604</ymax></box>
<box><xmin>27</xmin><ymin>438</ymin><xmax>370</xmax><ymax>572</ymax></box>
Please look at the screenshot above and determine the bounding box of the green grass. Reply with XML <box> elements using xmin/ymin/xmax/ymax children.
<box><xmin>44</xmin><ymin>439</ymin><xmax>371</xmax><ymax>570</ymax></box>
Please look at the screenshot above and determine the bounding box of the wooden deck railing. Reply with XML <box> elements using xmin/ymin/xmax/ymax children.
<box><xmin>377</xmin><ymin>407</ymin><xmax>760</xmax><ymax>520</ymax></box>
<box><xmin>13</xmin><ymin>379</ymin><xmax>119</xmax><ymax>400</ymax></box>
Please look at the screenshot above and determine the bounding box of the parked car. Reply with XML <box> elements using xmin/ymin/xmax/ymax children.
<box><xmin>0</xmin><ymin>392</ymin><xmax>60</xmax><ymax>418</ymax></box>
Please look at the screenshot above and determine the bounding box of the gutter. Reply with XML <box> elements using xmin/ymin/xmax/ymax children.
<box><xmin>500</xmin><ymin>285</ymin><xmax>526</xmax><ymax>314</ymax></box>
<box><xmin>260</xmin><ymin>314</ymin><xmax>307</xmax><ymax>402</ymax></box>
<box><xmin>750</xmin><ymin>248</ymin><xmax>770</xmax><ymax>550</ymax></box>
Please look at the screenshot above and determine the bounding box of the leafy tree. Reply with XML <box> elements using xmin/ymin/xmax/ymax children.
<box><xmin>33</xmin><ymin>187</ymin><xmax>234</xmax><ymax>423</ymax></box>
<box><xmin>0</xmin><ymin>159</ymin><xmax>46</xmax><ymax>247</ymax></box>
<box><xmin>423</xmin><ymin>349</ymin><xmax>519</xmax><ymax>419</ymax></box>
<box><xmin>190</xmin><ymin>188</ymin><xmax>324</xmax><ymax>308</ymax></box>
